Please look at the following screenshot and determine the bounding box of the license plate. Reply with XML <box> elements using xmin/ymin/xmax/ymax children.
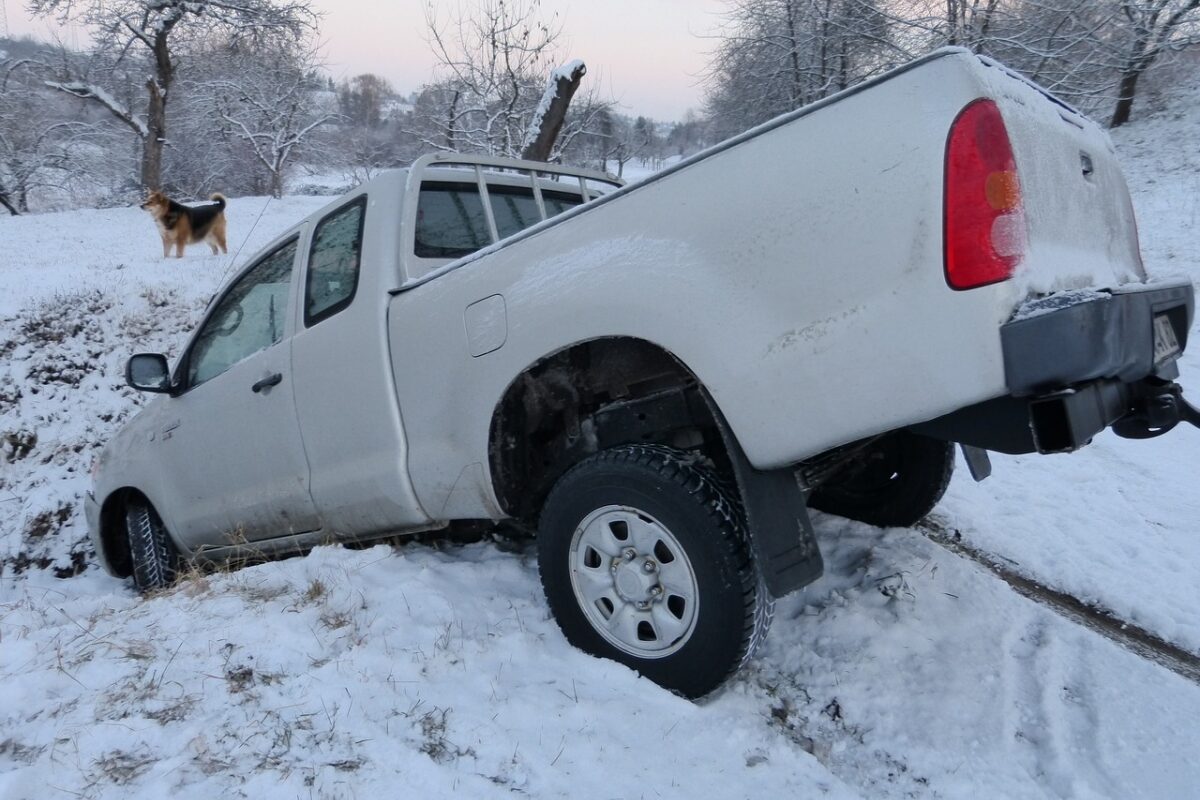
<box><xmin>1153</xmin><ymin>314</ymin><xmax>1181</xmax><ymax>363</ymax></box>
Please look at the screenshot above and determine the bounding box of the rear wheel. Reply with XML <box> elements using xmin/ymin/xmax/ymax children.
<box><xmin>808</xmin><ymin>431</ymin><xmax>954</xmax><ymax>528</ymax></box>
<box><xmin>124</xmin><ymin>499</ymin><xmax>180</xmax><ymax>593</ymax></box>
<box><xmin>537</xmin><ymin>444</ymin><xmax>771</xmax><ymax>698</ymax></box>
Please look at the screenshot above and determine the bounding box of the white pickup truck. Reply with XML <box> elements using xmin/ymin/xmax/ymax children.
<box><xmin>89</xmin><ymin>49</ymin><xmax>1196</xmax><ymax>697</ymax></box>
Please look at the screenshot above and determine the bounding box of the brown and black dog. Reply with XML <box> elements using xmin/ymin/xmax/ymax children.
<box><xmin>140</xmin><ymin>191</ymin><xmax>229</xmax><ymax>258</ymax></box>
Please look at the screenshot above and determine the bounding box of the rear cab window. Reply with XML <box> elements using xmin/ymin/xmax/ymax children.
<box><xmin>413</xmin><ymin>183</ymin><xmax>491</xmax><ymax>259</ymax></box>
<box><xmin>414</xmin><ymin>180</ymin><xmax>585</xmax><ymax>260</ymax></box>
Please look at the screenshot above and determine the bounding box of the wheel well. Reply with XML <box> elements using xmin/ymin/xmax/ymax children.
<box><xmin>98</xmin><ymin>488</ymin><xmax>149</xmax><ymax>578</ymax></box>
<box><xmin>487</xmin><ymin>337</ymin><xmax>729</xmax><ymax>521</ymax></box>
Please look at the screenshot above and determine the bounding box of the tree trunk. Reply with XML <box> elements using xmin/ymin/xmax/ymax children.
<box><xmin>0</xmin><ymin>190</ymin><xmax>18</xmax><ymax>216</ymax></box>
<box><xmin>837</xmin><ymin>35</ymin><xmax>849</xmax><ymax>91</ymax></box>
<box><xmin>446</xmin><ymin>89</ymin><xmax>460</xmax><ymax>150</ymax></box>
<box><xmin>270</xmin><ymin>168</ymin><xmax>283</xmax><ymax>198</ymax></box>
<box><xmin>1109</xmin><ymin>70</ymin><xmax>1141</xmax><ymax>128</ymax></box>
<box><xmin>143</xmin><ymin>78</ymin><xmax>166</xmax><ymax>190</ymax></box>
<box><xmin>785</xmin><ymin>1</ymin><xmax>803</xmax><ymax>106</ymax></box>
<box><xmin>142</xmin><ymin>30</ymin><xmax>175</xmax><ymax>190</ymax></box>
<box><xmin>521</xmin><ymin>61</ymin><xmax>586</xmax><ymax>162</ymax></box>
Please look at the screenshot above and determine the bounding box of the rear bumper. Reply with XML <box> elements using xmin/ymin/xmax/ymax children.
<box><xmin>1002</xmin><ymin>280</ymin><xmax>1193</xmax><ymax>395</ymax></box>
<box><xmin>913</xmin><ymin>279</ymin><xmax>1196</xmax><ymax>454</ymax></box>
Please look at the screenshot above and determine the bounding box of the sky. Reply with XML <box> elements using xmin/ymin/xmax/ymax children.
<box><xmin>4</xmin><ymin>0</ymin><xmax>727</xmax><ymax>121</ymax></box>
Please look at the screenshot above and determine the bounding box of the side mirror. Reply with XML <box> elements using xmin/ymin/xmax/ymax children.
<box><xmin>126</xmin><ymin>353</ymin><xmax>173</xmax><ymax>394</ymax></box>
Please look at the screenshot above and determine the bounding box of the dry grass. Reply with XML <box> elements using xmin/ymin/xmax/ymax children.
<box><xmin>2</xmin><ymin>429</ymin><xmax>37</xmax><ymax>462</ymax></box>
<box><xmin>301</xmin><ymin>578</ymin><xmax>328</xmax><ymax>604</ymax></box>
<box><xmin>90</xmin><ymin>748</ymin><xmax>156</xmax><ymax>786</ymax></box>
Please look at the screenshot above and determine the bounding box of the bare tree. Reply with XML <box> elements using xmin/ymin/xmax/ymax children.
<box><xmin>885</xmin><ymin>0</ymin><xmax>1200</xmax><ymax>124</ymax></box>
<box><xmin>704</xmin><ymin>0</ymin><xmax>894</xmax><ymax>139</ymax></box>
<box><xmin>0</xmin><ymin>101</ymin><xmax>75</xmax><ymax>213</ymax></box>
<box><xmin>413</xmin><ymin>0</ymin><xmax>609</xmax><ymax>162</ymax></box>
<box><xmin>879</xmin><ymin>2</ymin><xmax>1115</xmax><ymax>112</ymax></box>
<box><xmin>418</xmin><ymin>0</ymin><xmax>554</xmax><ymax>155</ymax></box>
<box><xmin>665</xmin><ymin>112</ymin><xmax>711</xmax><ymax>158</ymax></box>
<box><xmin>338</xmin><ymin>73</ymin><xmax>396</xmax><ymax>129</ymax></box>
<box><xmin>26</xmin><ymin>0</ymin><xmax>318</xmax><ymax>189</ymax></box>
<box><xmin>1106</xmin><ymin>0</ymin><xmax>1200</xmax><ymax>125</ymax></box>
<box><xmin>705</xmin><ymin>0</ymin><xmax>1200</xmax><ymax>134</ymax></box>
<box><xmin>207</xmin><ymin>46</ymin><xmax>337</xmax><ymax>197</ymax></box>
<box><xmin>0</xmin><ymin>59</ymin><xmax>108</xmax><ymax>211</ymax></box>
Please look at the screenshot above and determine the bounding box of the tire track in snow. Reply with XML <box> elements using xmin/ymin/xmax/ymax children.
<box><xmin>917</xmin><ymin>518</ymin><xmax>1200</xmax><ymax>685</ymax></box>
<box><xmin>1009</xmin><ymin>620</ymin><xmax>1071</xmax><ymax>797</ymax></box>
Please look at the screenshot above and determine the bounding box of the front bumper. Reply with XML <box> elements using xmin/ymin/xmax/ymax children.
<box><xmin>914</xmin><ymin>279</ymin><xmax>1197</xmax><ymax>454</ymax></box>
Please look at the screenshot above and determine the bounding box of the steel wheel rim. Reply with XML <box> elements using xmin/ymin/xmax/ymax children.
<box><xmin>568</xmin><ymin>504</ymin><xmax>700</xmax><ymax>659</ymax></box>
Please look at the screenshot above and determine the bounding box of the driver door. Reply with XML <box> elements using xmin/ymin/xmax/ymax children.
<box><xmin>154</xmin><ymin>236</ymin><xmax>322</xmax><ymax>548</ymax></box>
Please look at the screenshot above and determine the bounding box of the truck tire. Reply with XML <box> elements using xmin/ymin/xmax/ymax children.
<box><xmin>808</xmin><ymin>431</ymin><xmax>954</xmax><ymax>528</ymax></box>
<box><xmin>537</xmin><ymin>444</ymin><xmax>772</xmax><ymax>698</ymax></box>
<box><xmin>125</xmin><ymin>499</ymin><xmax>179</xmax><ymax>593</ymax></box>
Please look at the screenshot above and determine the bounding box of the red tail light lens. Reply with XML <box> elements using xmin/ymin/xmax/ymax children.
<box><xmin>944</xmin><ymin>99</ymin><xmax>1025</xmax><ymax>290</ymax></box>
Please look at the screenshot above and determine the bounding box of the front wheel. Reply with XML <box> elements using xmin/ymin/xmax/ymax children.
<box><xmin>537</xmin><ymin>444</ymin><xmax>772</xmax><ymax>698</ymax></box>
<box><xmin>124</xmin><ymin>499</ymin><xmax>180</xmax><ymax>593</ymax></box>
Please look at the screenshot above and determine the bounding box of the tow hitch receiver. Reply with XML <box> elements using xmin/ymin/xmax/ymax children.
<box><xmin>1026</xmin><ymin>378</ymin><xmax>1199</xmax><ymax>454</ymax></box>
<box><xmin>1112</xmin><ymin>380</ymin><xmax>1200</xmax><ymax>440</ymax></box>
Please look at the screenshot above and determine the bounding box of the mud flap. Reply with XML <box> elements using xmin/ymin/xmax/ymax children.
<box><xmin>960</xmin><ymin>444</ymin><xmax>992</xmax><ymax>481</ymax></box>
<box><xmin>715</xmin><ymin>414</ymin><xmax>824</xmax><ymax>598</ymax></box>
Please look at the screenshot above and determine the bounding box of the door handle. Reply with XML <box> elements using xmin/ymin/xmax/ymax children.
<box><xmin>251</xmin><ymin>373</ymin><xmax>283</xmax><ymax>393</ymax></box>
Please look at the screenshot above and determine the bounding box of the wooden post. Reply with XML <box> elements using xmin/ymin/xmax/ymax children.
<box><xmin>522</xmin><ymin>60</ymin><xmax>586</xmax><ymax>162</ymax></box>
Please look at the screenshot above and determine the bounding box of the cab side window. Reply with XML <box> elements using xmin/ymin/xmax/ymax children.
<box><xmin>187</xmin><ymin>238</ymin><xmax>298</xmax><ymax>388</ymax></box>
<box><xmin>306</xmin><ymin>197</ymin><xmax>366</xmax><ymax>326</ymax></box>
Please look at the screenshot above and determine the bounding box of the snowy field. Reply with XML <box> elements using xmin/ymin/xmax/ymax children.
<box><xmin>2</xmin><ymin>101</ymin><xmax>1199</xmax><ymax>796</ymax></box>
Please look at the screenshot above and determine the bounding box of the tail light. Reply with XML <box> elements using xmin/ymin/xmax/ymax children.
<box><xmin>944</xmin><ymin>99</ymin><xmax>1026</xmax><ymax>290</ymax></box>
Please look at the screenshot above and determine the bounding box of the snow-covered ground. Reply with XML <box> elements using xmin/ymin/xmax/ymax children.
<box><xmin>2</xmin><ymin>91</ymin><xmax>1199</xmax><ymax>797</ymax></box>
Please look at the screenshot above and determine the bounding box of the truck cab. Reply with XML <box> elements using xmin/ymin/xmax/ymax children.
<box><xmin>92</xmin><ymin>156</ymin><xmax>623</xmax><ymax>568</ymax></box>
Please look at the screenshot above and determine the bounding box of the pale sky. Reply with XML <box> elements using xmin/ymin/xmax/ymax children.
<box><xmin>5</xmin><ymin>0</ymin><xmax>727</xmax><ymax>121</ymax></box>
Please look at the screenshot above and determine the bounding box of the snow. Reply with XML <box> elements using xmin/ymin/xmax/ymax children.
<box><xmin>1008</xmin><ymin>288</ymin><xmax>1111</xmax><ymax>321</ymax></box>
<box><xmin>2</xmin><ymin>77</ymin><xmax>1200</xmax><ymax>797</ymax></box>
<box><xmin>550</xmin><ymin>59</ymin><xmax>586</xmax><ymax>82</ymax></box>
<box><xmin>0</xmin><ymin>197</ymin><xmax>328</xmax><ymax>318</ymax></box>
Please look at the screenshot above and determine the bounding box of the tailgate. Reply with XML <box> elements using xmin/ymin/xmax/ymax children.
<box><xmin>976</xmin><ymin>60</ymin><xmax>1145</xmax><ymax>296</ymax></box>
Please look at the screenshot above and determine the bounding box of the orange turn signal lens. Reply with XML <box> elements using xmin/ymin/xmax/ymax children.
<box><xmin>985</xmin><ymin>170</ymin><xmax>1021</xmax><ymax>211</ymax></box>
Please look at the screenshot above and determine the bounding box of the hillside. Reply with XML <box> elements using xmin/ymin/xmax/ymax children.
<box><xmin>2</xmin><ymin>88</ymin><xmax>1200</xmax><ymax>797</ymax></box>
